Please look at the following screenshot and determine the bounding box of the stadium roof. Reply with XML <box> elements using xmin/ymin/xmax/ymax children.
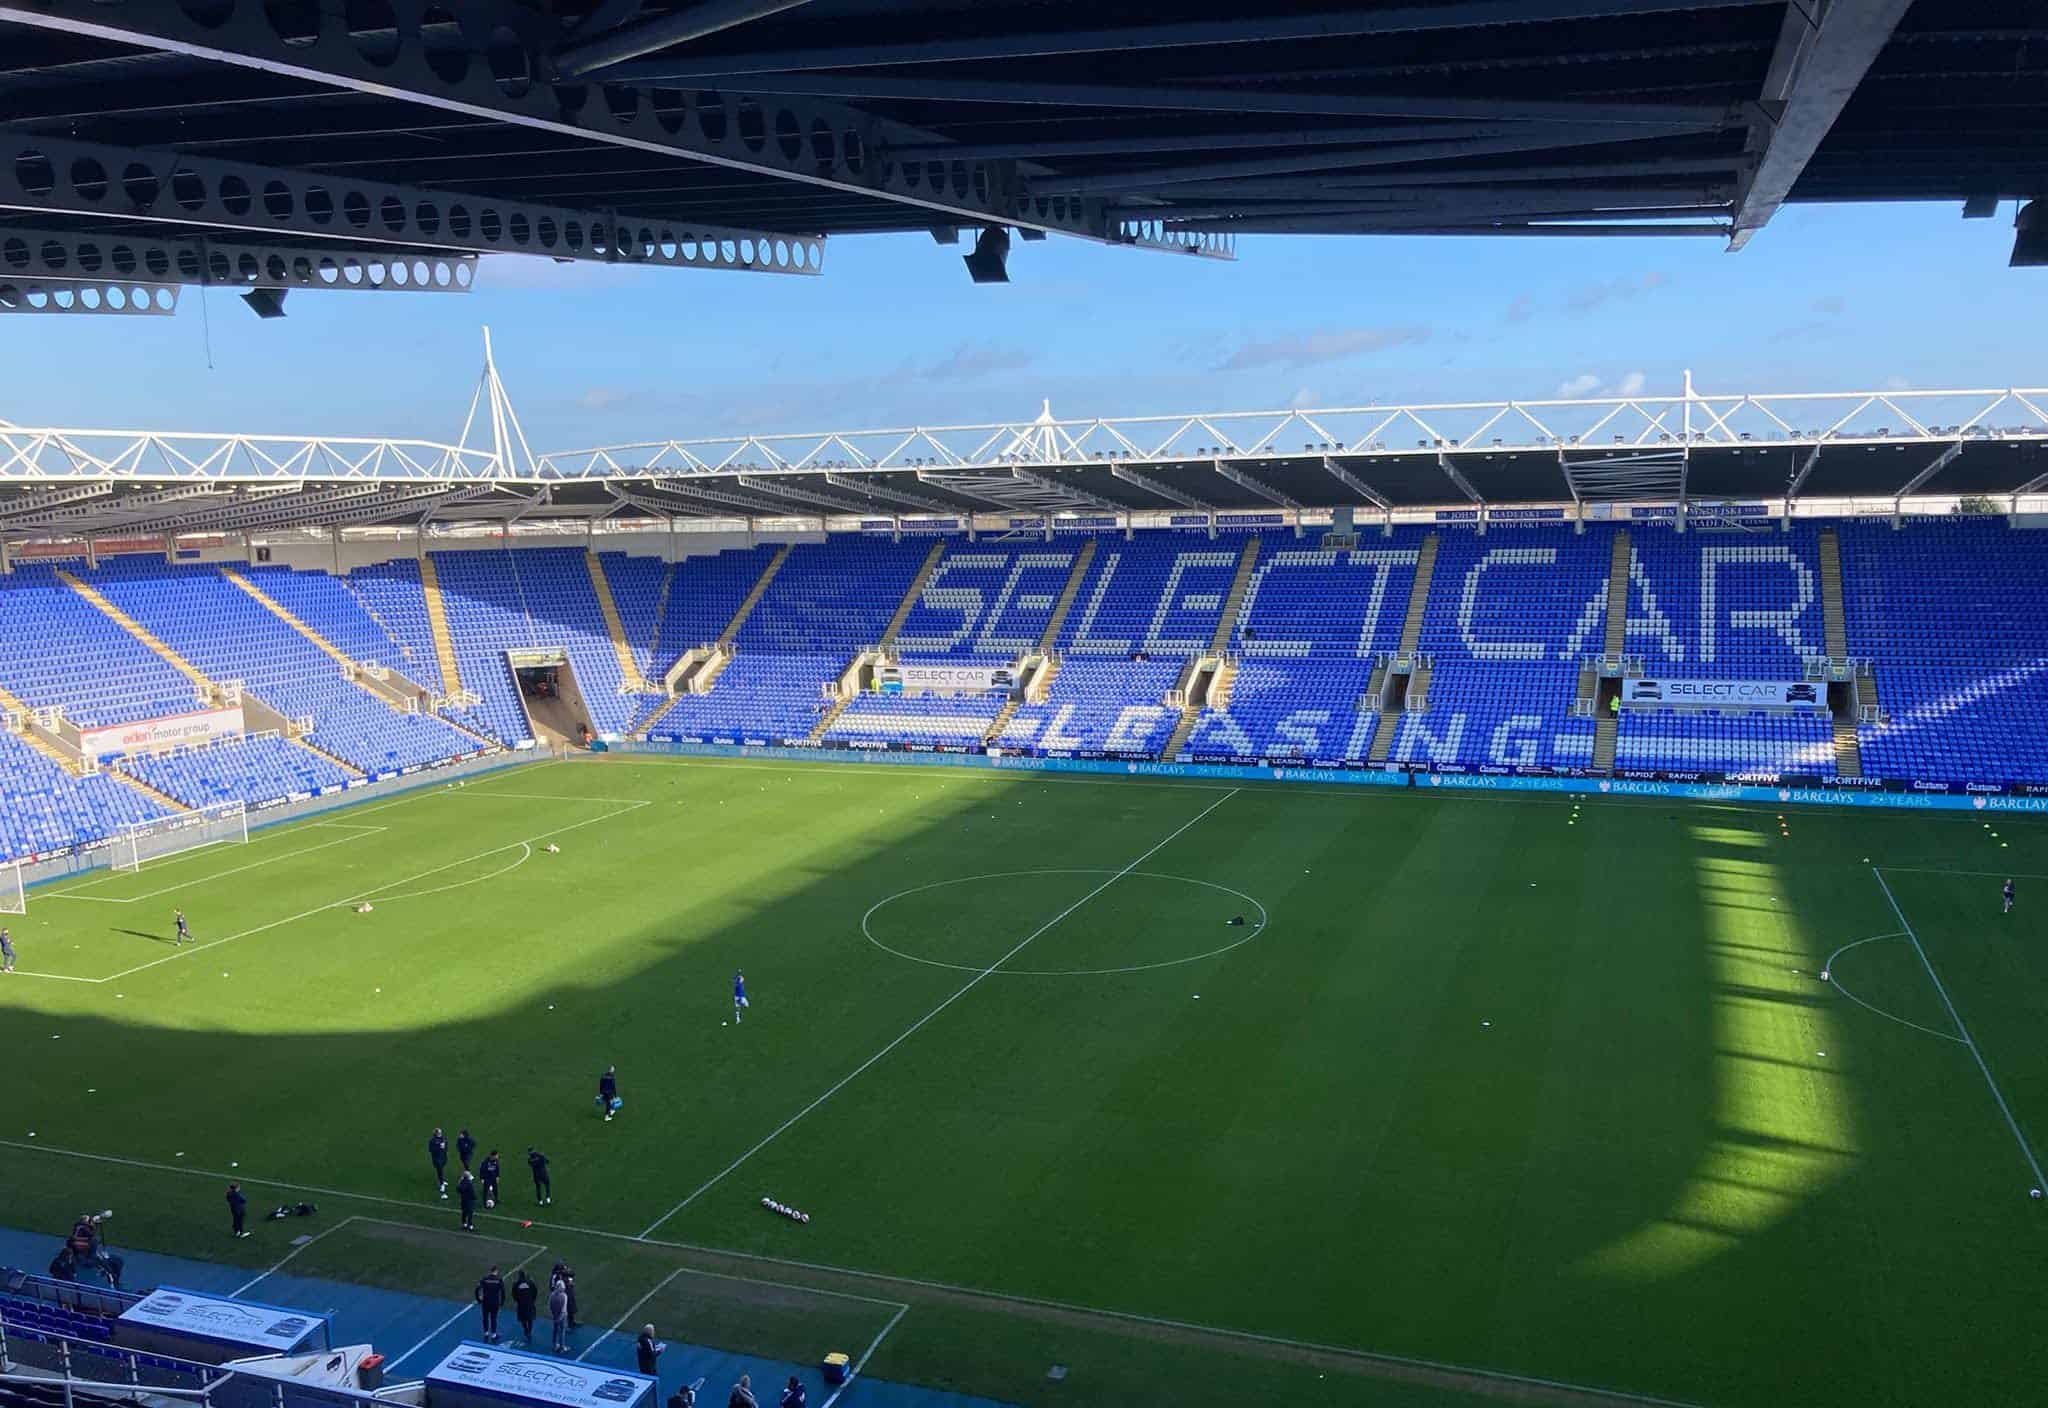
<box><xmin>5</xmin><ymin>352</ymin><xmax>2047</xmax><ymax>535</ymax></box>
<box><xmin>2</xmin><ymin>1</ymin><xmax>2044</xmax><ymax>314</ymax></box>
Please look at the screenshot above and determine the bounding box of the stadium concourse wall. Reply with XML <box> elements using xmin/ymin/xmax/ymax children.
<box><xmin>16</xmin><ymin>746</ymin><xmax>547</xmax><ymax>891</ymax></box>
<box><xmin>602</xmin><ymin>739</ymin><xmax>2048</xmax><ymax>815</ymax></box>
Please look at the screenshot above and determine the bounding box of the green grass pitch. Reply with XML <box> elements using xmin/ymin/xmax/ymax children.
<box><xmin>3</xmin><ymin>755</ymin><xmax>2046</xmax><ymax>1406</ymax></box>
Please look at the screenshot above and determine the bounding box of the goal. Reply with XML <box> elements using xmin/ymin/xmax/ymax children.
<box><xmin>0</xmin><ymin>858</ymin><xmax>23</xmax><ymax>915</ymax></box>
<box><xmin>110</xmin><ymin>800</ymin><xmax>249</xmax><ymax>873</ymax></box>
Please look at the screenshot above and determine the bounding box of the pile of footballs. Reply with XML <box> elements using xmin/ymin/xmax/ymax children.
<box><xmin>762</xmin><ymin>1196</ymin><xmax>810</xmax><ymax>1225</ymax></box>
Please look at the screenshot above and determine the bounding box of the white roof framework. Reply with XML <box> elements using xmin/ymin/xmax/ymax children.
<box><xmin>3</xmin><ymin>339</ymin><xmax>2047</xmax><ymax>539</ymax></box>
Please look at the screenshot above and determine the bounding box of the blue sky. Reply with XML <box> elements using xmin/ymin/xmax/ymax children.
<box><xmin>5</xmin><ymin>201</ymin><xmax>2042</xmax><ymax>452</ymax></box>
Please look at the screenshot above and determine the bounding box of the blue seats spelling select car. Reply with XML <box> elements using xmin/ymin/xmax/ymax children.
<box><xmin>0</xmin><ymin>517</ymin><xmax>2041</xmax><ymax>861</ymax></box>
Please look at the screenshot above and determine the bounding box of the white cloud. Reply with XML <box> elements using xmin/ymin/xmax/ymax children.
<box><xmin>1555</xmin><ymin>370</ymin><xmax>1648</xmax><ymax>399</ymax></box>
<box><xmin>1218</xmin><ymin>324</ymin><xmax>1431</xmax><ymax>371</ymax></box>
<box><xmin>1289</xmin><ymin>386</ymin><xmax>1319</xmax><ymax>409</ymax></box>
<box><xmin>1883</xmin><ymin>375</ymin><xmax>1913</xmax><ymax>391</ymax></box>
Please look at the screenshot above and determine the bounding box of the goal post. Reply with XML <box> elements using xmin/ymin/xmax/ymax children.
<box><xmin>0</xmin><ymin>858</ymin><xmax>23</xmax><ymax>915</ymax></box>
<box><xmin>110</xmin><ymin>800</ymin><xmax>249</xmax><ymax>873</ymax></box>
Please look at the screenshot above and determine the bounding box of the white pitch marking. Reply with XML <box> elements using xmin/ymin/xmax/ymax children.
<box><xmin>47</xmin><ymin>826</ymin><xmax>389</xmax><ymax>904</ymax></box>
<box><xmin>384</xmin><ymin>1239</ymin><xmax>548</xmax><ymax>1373</ymax></box>
<box><xmin>0</xmin><ymin>1135</ymin><xmax>1701</xmax><ymax>1408</ymax></box>
<box><xmin>359</xmin><ymin>843</ymin><xmax>532</xmax><ymax>903</ymax></box>
<box><xmin>90</xmin><ymin>801</ymin><xmax>647</xmax><ymax>984</ymax></box>
<box><xmin>821</xmin><ymin>1301</ymin><xmax>910</xmax><ymax>1408</ymax></box>
<box><xmin>576</xmin><ymin>1264</ymin><xmax>691</xmax><ymax>1363</ymax></box>
<box><xmin>1875</xmin><ymin>866</ymin><xmax>2048</xmax><ymax>882</ymax></box>
<box><xmin>1873</xmin><ymin>867</ymin><xmax>2048</xmax><ymax>1190</ymax></box>
<box><xmin>1818</xmin><ymin>932</ymin><xmax>1967</xmax><ymax>1044</ymax></box>
<box><xmin>229</xmin><ymin>1214</ymin><xmax>357</xmax><ymax>1297</ymax></box>
<box><xmin>860</xmin><ymin>868</ymin><xmax>1269</xmax><ymax>976</ymax></box>
<box><xmin>636</xmin><ymin>788</ymin><xmax>1240</xmax><ymax>1239</ymax></box>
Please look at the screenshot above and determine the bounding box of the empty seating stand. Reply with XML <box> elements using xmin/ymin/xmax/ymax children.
<box><xmin>1396</xmin><ymin>524</ymin><xmax>1604</xmax><ymax>770</ymax></box>
<box><xmin>1615</xmin><ymin>523</ymin><xmax>1836</xmax><ymax>778</ymax></box>
<box><xmin>1180</xmin><ymin>528</ymin><xmax>1422</xmax><ymax>763</ymax></box>
<box><xmin>650</xmin><ymin>537</ymin><xmax>929</xmax><ymax>745</ymax></box>
<box><xmin>1840</xmin><ymin>517</ymin><xmax>2048</xmax><ymax>785</ymax></box>
<box><xmin>117</xmin><ymin>734</ymin><xmax>354</xmax><ymax>810</ymax></box>
<box><xmin>84</xmin><ymin>559</ymin><xmax>475</xmax><ymax>775</ymax></box>
<box><xmin>11</xmin><ymin>520</ymin><xmax>2048</xmax><ymax>862</ymax></box>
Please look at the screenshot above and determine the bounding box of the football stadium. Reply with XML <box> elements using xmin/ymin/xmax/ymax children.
<box><xmin>4</xmin><ymin>3</ymin><xmax>2048</xmax><ymax>1408</ymax></box>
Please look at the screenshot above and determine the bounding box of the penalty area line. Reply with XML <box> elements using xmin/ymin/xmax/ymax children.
<box><xmin>383</xmin><ymin>1238</ymin><xmax>550</xmax><ymax>1373</ymax></box>
<box><xmin>576</xmin><ymin>1265</ymin><xmax>690</xmax><ymax>1363</ymax></box>
<box><xmin>1872</xmin><ymin>866</ymin><xmax>2048</xmax><ymax>1191</ymax></box>
<box><xmin>634</xmin><ymin>787</ymin><xmax>1240</xmax><ymax>1240</ymax></box>
<box><xmin>229</xmin><ymin>1214</ymin><xmax>358</xmax><ymax>1298</ymax></box>
<box><xmin>821</xmin><ymin>1302</ymin><xmax>910</xmax><ymax>1408</ymax></box>
<box><xmin>45</xmin><ymin>826</ymin><xmax>389</xmax><ymax>905</ymax></box>
<box><xmin>91</xmin><ymin>801</ymin><xmax>649</xmax><ymax>984</ymax></box>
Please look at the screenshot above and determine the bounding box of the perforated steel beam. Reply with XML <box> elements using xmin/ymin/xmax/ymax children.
<box><xmin>647</xmin><ymin>476</ymin><xmax>801</xmax><ymax>516</ymax></box>
<box><xmin>699</xmin><ymin>75</ymin><xmax>1738</xmax><ymax>128</ymax></box>
<box><xmin>0</xmin><ymin>132</ymin><xmax>815</xmax><ymax>275</ymax></box>
<box><xmin>0</xmin><ymin>278</ymin><xmax>177</xmax><ymax>315</ymax></box>
<box><xmin>1040</xmin><ymin>125</ymin><xmax>1725</xmax><ymax>196</ymax></box>
<box><xmin>1319</xmin><ymin>457</ymin><xmax>1391</xmax><ymax>509</ymax></box>
<box><xmin>554</xmin><ymin>0</ymin><xmax>816</xmax><ymax>78</ymax></box>
<box><xmin>1111</xmin><ymin>464</ymin><xmax>1210</xmax><ymax>510</ymax></box>
<box><xmin>824</xmin><ymin>471</ymin><xmax>956</xmax><ymax>514</ymax></box>
<box><xmin>0</xmin><ymin>482</ymin><xmax>116</xmax><ymax>521</ymax></box>
<box><xmin>1729</xmin><ymin>0</ymin><xmax>1915</xmax><ymax>249</ymax></box>
<box><xmin>887</xmin><ymin>123</ymin><xmax>1515</xmax><ymax>164</ymax></box>
<box><xmin>1214</xmin><ymin>462</ymin><xmax>1301</xmax><ymax>508</ymax></box>
<box><xmin>1893</xmin><ymin>440</ymin><xmax>1965</xmax><ymax>499</ymax></box>
<box><xmin>602</xmin><ymin>2</ymin><xmax>1768</xmax><ymax>82</ymax></box>
<box><xmin>1437</xmin><ymin>451</ymin><xmax>1483</xmax><ymax>503</ymax></box>
<box><xmin>1785</xmin><ymin>442</ymin><xmax>1823</xmax><ymax>498</ymax></box>
<box><xmin>0</xmin><ymin>224</ymin><xmax>477</xmax><ymax>294</ymax></box>
<box><xmin>1013</xmin><ymin>468</ymin><xmax>1125</xmax><ymax>513</ymax></box>
<box><xmin>734</xmin><ymin>473</ymin><xmax>873</xmax><ymax>514</ymax></box>
<box><xmin>0</xmin><ymin>0</ymin><xmax>1223</xmax><ymax>259</ymax></box>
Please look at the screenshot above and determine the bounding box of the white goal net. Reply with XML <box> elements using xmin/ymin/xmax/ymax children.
<box><xmin>0</xmin><ymin>859</ymin><xmax>23</xmax><ymax>915</ymax></box>
<box><xmin>111</xmin><ymin>801</ymin><xmax>249</xmax><ymax>873</ymax></box>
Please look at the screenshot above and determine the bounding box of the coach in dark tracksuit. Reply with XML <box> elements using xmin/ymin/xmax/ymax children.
<box><xmin>429</xmin><ymin>1128</ymin><xmax>450</xmax><ymax>1196</ymax></box>
<box><xmin>528</xmin><ymin>1148</ymin><xmax>552</xmax><ymax>1205</ymax></box>
<box><xmin>511</xmin><ymin>1270</ymin><xmax>539</xmax><ymax>1343</ymax></box>
<box><xmin>457</xmin><ymin>1172</ymin><xmax>478</xmax><ymax>1231</ymax></box>
<box><xmin>457</xmin><ymin>1129</ymin><xmax>477</xmax><ymax>1172</ymax></box>
<box><xmin>475</xmin><ymin>1265</ymin><xmax>505</xmax><ymax>1342</ymax></box>
<box><xmin>226</xmin><ymin>1182</ymin><xmax>248</xmax><ymax>1239</ymax></box>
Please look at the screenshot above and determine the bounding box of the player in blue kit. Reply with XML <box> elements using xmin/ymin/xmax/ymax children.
<box><xmin>733</xmin><ymin>970</ymin><xmax>749</xmax><ymax>1025</ymax></box>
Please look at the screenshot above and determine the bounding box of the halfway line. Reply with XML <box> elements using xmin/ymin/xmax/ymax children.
<box><xmin>635</xmin><ymin>787</ymin><xmax>1240</xmax><ymax>1239</ymax></box>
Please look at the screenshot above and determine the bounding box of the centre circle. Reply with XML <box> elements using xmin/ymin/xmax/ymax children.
<box><xmin>861</xmin><ymin>868</ymin><xmax>1269</xmax><ymax>977</ymax></box>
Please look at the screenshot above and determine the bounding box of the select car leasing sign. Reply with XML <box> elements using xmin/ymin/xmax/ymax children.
<box><xmin>1621</xmin><ymin>678</ymin><xmax>1825</xmax><ymax>711</ymax></box>
<box><xmin>117</xmin><ymin>1287</ymin><xmax>323</xmax><ymax>1353</ymax></box>
<box><xmin>884</xmin><ymin>663</ymin><xmax>1016</xmax><ymax>692</ymax></box>
<box><xmin>428</xmin><ymin>1343</ymin><xmax>656</xmax><ymax>1408</ymax></box>
<box><xmin>79</xmin><ymin>705</ymin><xmax>245</xmax><ymax>760</ymax></box>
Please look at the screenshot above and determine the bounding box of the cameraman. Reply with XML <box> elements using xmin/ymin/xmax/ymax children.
<box><xmin>67</xmin><ymin>1212</ymin><xmax>123</xmax><ymax>1290</ymax></box>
